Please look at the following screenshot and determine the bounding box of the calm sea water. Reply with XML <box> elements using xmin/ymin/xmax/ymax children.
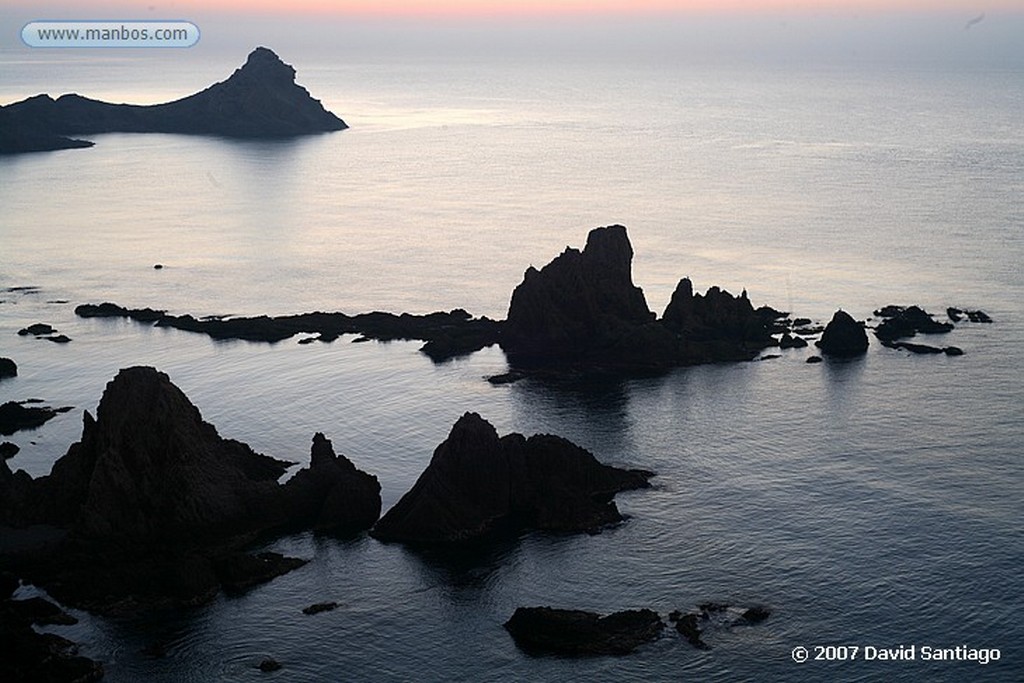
<box><xmin>1</xmin><ymin>41</ymin><xmax>1023</xmax><ymax>681</ymax></box>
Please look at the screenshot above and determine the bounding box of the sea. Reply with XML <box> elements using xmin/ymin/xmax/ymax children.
<box><xmin>1</xmin><ymin>13</ymin><xmax>1022</xmax><ymax>682</ymax></box>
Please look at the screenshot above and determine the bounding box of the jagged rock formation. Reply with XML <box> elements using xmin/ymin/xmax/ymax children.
<box><xmin>0</xmin><ymin>366</ymin><xmax>381</xmax><ymax>613</ymax></box>
<box><xmin>0</xmin><ymin>47</ymin><xmax>346</xmax><ymax>154</ymax></box>
<box><xmin>282</xmin><ymin>433</ymin><xmax>381</xmax><ymax>536</ymax></box>
<box><xmin>501</xmin><ymin>225</ymin><xmax>774</xmax><ymax>370</ymax></box>
<box><xmin>815</xmin><ymin>310</ymin><xmax>869</xmax><ymax>357</ymax></box>
<box><xmin>660</xmin><ymin>277</ymin><xmax>775</xmax><ymax>363</ymax></box>
<box><xmin>503</xmin><ymin>225</ymin><xmax>664</xmax><ymax>365</ymax></box>
<box><xmin>504</xmin><ymin>607</ymin><xmax>664</xmax><ymax>656</ymax></box>
<box><xmin>32</xmin><ymin>367</ymin><xmax>292</xmax><ymax>543</ymax></box>
<box><xmin>371</xmin><ymin>412</ymin><xmax>652</xmax><ymax>544</ymax></box>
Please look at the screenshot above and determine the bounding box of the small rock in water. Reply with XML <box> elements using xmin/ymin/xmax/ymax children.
<box><xmin>302</xmin><ymin>601</ymin><xmax>338</xmax><ymax>615</ymax></box>
<box><xmin>258</xmin><ymin>658</ymin><xmax>282</xmax><ymax>672</ymax></box>
<box><xmin>153</xmin><ymin>264</ymin><xmax>164</xmax><ymax>270</ymax></box>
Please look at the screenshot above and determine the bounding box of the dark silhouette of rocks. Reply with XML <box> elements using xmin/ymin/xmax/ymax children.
<box><xmin>815</xmin><ymin>310</ymin><xmax>868</xmax><ymax>357</ymax></box>
<box><xmin>258</xmin><ymin>658</ymin><xmax>283</xmax><ymax>672</ymax></box>
<box><xmin>806</xmin><ymin>356</ymin><xmax>823</xmax><ymax>363</ymax></box>
<box><xmin>75</xmin><ymin>302</ymin><xmax>500</xmax><ymax>362</ymax></box>
<box><xmin>0</xmin><ymin>401</ymin><xmax>73</xmax><ymax>436</ymax></box>
<box><xmin>0</xmin><ymin>366</ymin><xmax>381</xmax><ymax>614</ymax></box>
<box><xmin>502</xmin><ymin>225</ymin><xmax>774</xmax><ymax>370</ymax></box>
<box><xmin>675</xmin><ymin>613</ymin><xmax>709</xmax><ymax>649</ymax></box>
<box><xmin>17</xmin><ymin>323</ymin><xmax>55</xmax><ymax>336</ymax></box>
<box><xmin>874</xmin><ymin>305</ymin><xmax>953</xmax><ymax>341</ymax></box>
<box><xmin>502</xmin><ymin>225</ymin><xmax>666</xmax><ymax>366</ymax></box>
<box><xmin>966</xmin><ymin>309</ymin><xmax>993</xmax><ymax>323</ymax></box>
<box><xmin>30</xmin><ymin>367</ymin><xmax>291</xmax><ymax>543</ymax></box>
<box><xmin>661</xmin><ymin>279</ymin><xmax>775</xmax><ymax>363</ymax></box>
<box><xmin>0</xmin><ymin>591</ymin><xmax>103</xmax><ymax>683</ymax></box>
<box><xmin>739</xmin><ymin>605</ymin><xmax>771</xmax><ymax>624</ymax></box>
<box><xmin>215</xmin><ymin>552</ymin><xmax>307</xmax><ymax>594</ymax></box>
<box><xmin>0</xmin><ymin>358</ymin><xmax>16</xmax><ymax>380</ymax></box>
<box><xmin>282</xmin><ymin>433</ymin><xmax>381</xmax><ymax>536</ymax></box>
<box><xmin>0</xmin><ymin>47</ymin><xmax>346</xmax><ymax>154</ymax></box>
<box><xmin>371</xmin><ymin>412</ymin><xmax>652</xmax><ymax>544</ymax></box>
<box><xmin>881</xmin><ymin>341</ymin><xmax>964</xmax><ymax>356</ymax></box>
<box><xmin>302</xmin><ymin>601</ymin><xmax>339</xmax><ymax>615</ymax></box>
<box><xmin>0</xmin><ymin>443</ymin><xmax>19</xmax><ymax>460</ymax></box>
<box><xmin>672</xmin><ymin>602</ymin><xmax>771</xmax><ymax>650</ymax></box>
<box><xmin>778</xmin><ymin>332</ymin><xmax>808</xmax><ymax>349</ymax></box>
<box><xmin>504</xmin><ymin>607</ymin><xmax>664</xmax><ymax>656</ymax></box>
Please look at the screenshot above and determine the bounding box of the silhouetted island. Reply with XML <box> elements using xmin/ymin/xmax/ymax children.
<box><xmin>0</xmin><ymin>47</ymin><xmax>346</xmax><ymax>154</ymax></box>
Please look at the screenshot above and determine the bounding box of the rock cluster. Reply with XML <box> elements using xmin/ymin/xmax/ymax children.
<box><xmin>0</xmin><ymin>367</ymin><xmax>381</xmax><ymax>614</ymax></box>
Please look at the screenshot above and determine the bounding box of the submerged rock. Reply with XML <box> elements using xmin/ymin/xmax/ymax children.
<box><xmin>302</xmin><ymin>601</ymin><xmax>339</xmax><ymax>615</ymax></box>
<box><xmin>815</xmin><ymin>310</ymin><xmax>868</xmax><ymax>357</ymax></box>
<box><xmin>504</xmin><ymin>607</ymin><xmax>664</xmax><ymax>656</ymax></box>
<box><xmin>0</xmin><ymin>357</ymin><xmax>16</xmax><ymax>380</ymax></box>
<box><xmin>371</xmin><ymin>412</ymin><xmax>652</xmax><ymax>544</ymax></box>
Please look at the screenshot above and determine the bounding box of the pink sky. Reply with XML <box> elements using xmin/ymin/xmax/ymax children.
<box><xmin>15</xmin><ymin>0</ymin><xmax>1018</xmax><ymax>18</ymax></box>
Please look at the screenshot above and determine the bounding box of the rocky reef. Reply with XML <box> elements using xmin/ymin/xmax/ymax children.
<box><xmin>0</xmin><ymin>367</ymin><xmax>380</xmax><ymax>614</ymax></box>
<box><xmin>0</xmin><ymin>47</ymin><xmax>346</xmax><ymax>154</ymax></box>
<box><xmin>504</xmin><ymin>607</ymin><xmax>664</xmax><ymax>656</ymax></box>
<box><xmin>371</xmin><ymin>412</ymin><xmax>652</xmax><ymax>544</ymax></box>
<box><xmin>76</xmin><ymin>303</ymin><xmax>499</xmax><ymax>362</ymax></box>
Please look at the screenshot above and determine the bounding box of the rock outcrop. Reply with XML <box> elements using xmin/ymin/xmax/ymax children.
<box><xmin>504</xmin><ymin>607</ymin><xmax>664</xmax><ymax>656</ymax></box>
<box><xmin>502</xmin><ymin>225</ymin><xmax>668</xmax><ymax>367</ymax></box>
<box><xmin>371</xmin><ymin>412</ymin><xmax>652</xmax><ymax>544</ymax></box>
<box><xmin>0</xmin><ymin>401</ymin><xmax>72</xmax><ymax>437</ymax></box>
<box><xmin>815</xmin><ymin>310</ymin><xmax>868</xmax><ymax>357</ymax></box>
<box><xmin>660</xmin><ymin>278</ymin><xmax>774</xmax><ymax>363</ymax></box>
<box><xmin>0</xmin><ymin>357</ymin><xmax>17</xmax><ymax>380</ymax></box>
<box><xmin>32</xmin><ymin>367</ymin><xmax>292</xmax><ymax>543</ymax></box>
<box><xmin>282</xmin><ymin>433</ymin><xmax>381</xmax><ymax>536</ymax></box>
<box><xmin>0</xmin><ymin>47</ymin><xmax>346</xmax><ymax>154</ymax></box>
<box><xmin>501</xmin><ymin>225</ymin><xmax>774</xmax><ymax>370</ymax></box>
<box><xmin>0</xmin><ymin>366</ymin><xmax>381</xmax><ymax>614</ymax></box>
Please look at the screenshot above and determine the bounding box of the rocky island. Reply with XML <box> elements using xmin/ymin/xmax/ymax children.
<box><xmin>0</xmin><ymin>47</ymin><xmax>346</xmax><ymax>154</ymax></box>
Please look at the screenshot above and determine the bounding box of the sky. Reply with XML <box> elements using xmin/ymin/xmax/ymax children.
<box><xmin>9</xmin><ymin>0</ymin><xmax>1021</xmax><ymax>18</ymax></box>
